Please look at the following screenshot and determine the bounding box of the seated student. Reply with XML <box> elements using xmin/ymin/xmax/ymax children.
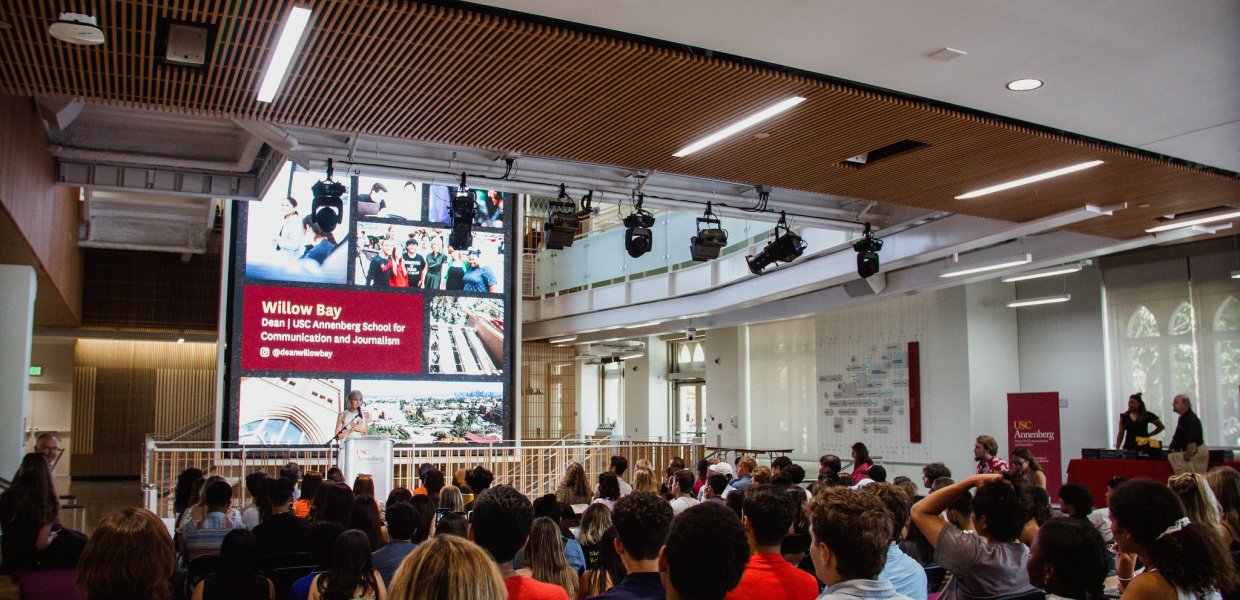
<box><xmin>808</xmin><ymin>488</ymin><xmax>912</xmax><ymax>600</ymax></box>
<box><xmin>667</xmin><ymin>469</ymin><xmax>700</xmax><ymax>516</ymax></box>
<box><xmin>372</xmin><ymin>501</ymin><xmax>416</xmax><ymax>587</ymax></box>
<box><xmin>436</xmin><ymin>513</ymin><xmax>469</xmax><ymax>538</ymax></box>
<box><xmin>468</xmin><ymin>485</ymin><xmax>570</xmax><ymax>600</ymax></box>
<box><xmin>77</xmin><ymin>508</ymin><xmax>176</xmax><ymax>600</ymax></box>
<box><xmin>182</xmin><ymin>480</ymin><xmax>245</xmax><ymax>561</ymax></box>
<box><xmin>291</xmin><ymin>522</ymin><xmax>345</xmax><ymax>600</ymax></box>
<box><xmin>240</xmin><ymin>471</ymin><xmax>271</xmax><ymax>530</ymax></box>
<box><xmin>386</xmin><ymin>535</ymin><xmax>506</xmax><ymax>600</ymax></box>
<box><xmin>910</xmin><ymin>473</ymin><xmax>1036</xmax><ymax>600</ymax></box>
<box><xmin>527</xmin><ymin>494</ymin><xmax>586</xmax><ymax>574</ymax></box>
<box><xmin>252</xmin><ymin>477</ymin><xmax>311</xmax><ymax>556</ymax></box>
<box><xmin>702</xmin><ymin>473</ymin><xmax>729</xmax><ymax>504</ymax></box>
<box><xmin>586</xmin><ymin>491</ymin><xmax>673</xmax><ymax>600</ymax></box>
<box><xmin>308</xmin><ymin>530</ymin><xmax>386</xmax><ymax>600</ymax></box>
<box><xmin>294</xmin><ymin>472</ymin><xmax>323</xmax><ymax>518</ymax></box>
<box><xmin>660</xmin><ymin>503</ymin><xmax>750</xmax><ymax>600</ymax></box>
<box><xmin>725</xmin><ymin>485</ymin><xmax>819</xmax><ymax>600</ymax></box>
<box><xmin>1027</xmin><ymin>517</ymin><xmax>1108</xmax><ymax>600</ymax></box>
<box><xmin>860</xmin><ymin>483</ymin><xmax>927</xmax><ymax>600</ymax></box>
<box><xmin>580</xmin><ymin>528</ymin><xmax>627</xmax><ymax>598</ymax></box>
<box><xmin>192</xmin><ymin>529</ymin><xmax>275</xmax><ymax>600</ymax></box>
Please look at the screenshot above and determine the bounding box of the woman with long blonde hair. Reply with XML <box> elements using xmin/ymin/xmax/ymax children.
<box><xmin>387</xmin><ymin>535</ymin><xmax>505</xmax><ymax>600</ymax></box>
<box><xmin>520</xmin><ymin>517</ymin><xmax>578</xmax><ymax>598</ymax></box>
<box><xmin>631</xmin><ymin>468</ymin><xmax>659</xmax><ymax>495</ymax></box>
<box><xmin>1168</xmin><ymin>472</ymin><xmax>1223</xmax><ymax>533</ymax></box>
<box><xmin>1205</xmin><ymin>466</ymin><xmax>1240</xmax><ymax>550</ymax></box>
<box><xmin>576</xmin><ymin>503</ymin><xmax>612</xmax><ymax>570</ymax></box>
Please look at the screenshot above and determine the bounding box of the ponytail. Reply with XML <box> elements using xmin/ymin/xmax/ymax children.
<box><xmin>1147</xmin><ymin>522</ymin><xmax>1240</xmax><ymax>596</ymax></box>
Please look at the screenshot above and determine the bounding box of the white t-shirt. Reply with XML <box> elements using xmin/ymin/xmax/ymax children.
<box><xmin>669</xmin><ymin>496</ymin><xmax>700</xmax><ymax>516</ymax></box>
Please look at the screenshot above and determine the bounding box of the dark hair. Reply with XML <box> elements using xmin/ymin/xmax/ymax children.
<box><xmin>664</xmin><ymin>503</ymin><xmax>748</xmax><ymax>600</ymax></box>
<box><xmin>861</xmin><ymin>483</ymin><xmax>910</xmax><ymax>543</ymax></box>
<box><xmin>385</xmin><ymin>501</ymin><xmax>416</xmax><ymax>541</ymax></box>
<box><xmin>743</xmin><ymin>484</ymin><xmax>797</xmax><ymax>546</ymax></box>
<box><xmin>76</xmin><ymin>508</ymin><xmax>175</xmax><ymax>600</ymax></box>
<box><xmin>851</xmin><ymin>442</ymin><xmax>872</xmax><ymax>465</ymax></box>
<box><xmin>1127</xmin><ymin>392</ymin><xmax>1147</xmax><ymax>415</ymax></box>
<box><xmin>725</xmin><ymin>489</ymin><xmax>745</xmax><ymax>519</ymax></box>
<box><xmin>785</xmin><ymin>464</ymin><xmax>806</xmax><ymax>485</ymax></box>
<box><xmin>610</xmin><ymin>455</ymin><xmax>629</xmax><ymax>477</ymax></box>
<box><xmin>280</xmin><ymin>461</ymin><xmax>302</xmax><ymax>483</ymax></box>
<box><xmin>436</xmin><ymin>512</ymin><xmax>469</xmax><ymax>537</ymax></box>
<box><xmin>217</xmin><ymin>529</ymin><xmax>268</xmax><ymax>600</ymax></box>
<box><xmin>867</xmin><ymin>465</ymin><xmax>887</xmax><ymax>483</ymax></box>
<box><xmin>348</xmin><ymin>495</ymin><xmax>386</xmax><ymax>551</ymax></box>
<box><xmin>1057</xmin><ymin>483</ymin><xmax>1094</xmax><ymax>519</ymax></box>
<box><xmin>465</xmin><ymin>466</ymin><xmax>494</xmax><ymax>494</ymax></box>
<box><xmin>922</xmin><ymin>462</ymin><xmax>951</xmax><ymax>485</ymax></box>
<box><xmin>1028</xmin><ymin>486</ymin><xmax>1054</xmax><ymax>526</ymax></box>
<box><xmin>612</xmin><ymin>492</ymin><xmax>672</xmax><ymax>561</ymax></box>
<box><xmin>948</xmin><ymin>486</ymin><xmax>973</xmax><ymax>519</ymax></box>
<box><xmin>317</xmin><ymin>530</ymin><xmax>379</xmax><ymax>600</ymax></box>
<box><xmin>326</xmin><ymin>466</ymin><xmax>344</xmax><ymax>483</ymax></box>
<box><xmin>668</xmin><ymin>457</ymin><xmax>686</xmax><ymax>471</ymax></box>
<box><xmin>409</xmin><ymin>494</ymin><xmax>436</xmax><ymax>543</ymax></box>
<box><xmin>819</xmin><ymin>454</ymin><xmax>842</xmax><ymax>474</ymax></box>
<box><xmin>470</xmin><ymin>485</ymin><xmax>533</xmax><ymax>563</ymax></box>
<box><xmin>1109</xmin><ymin>479</ymin><xmax>1240</xmax><ymax>595</ymax></box>
<box><xmin>1034</xmin><ymin>518</ymin><xmax>1108</xmax><ymax>600</ymax></box>
<box><xmin>1106</xmin><ymin>476</ymin><xmax>1129</xmax><ymax>491</ymax></box>
<box><xmin>423</xmin><ymin>469</ymin><xmax>446</xmax><ymax>495</ymax></box>
<box><xmin>533</xmin><ymin>493</ymin><xmax>561</xmax><ymax>521</ymax></box>
<box><xmin>312</xmin><ymin>482</ymin><xmax>355</xmax><ymax>525</ymax></box>
<box><xmin>771</xmin><ymin>456</ymin><xmax>793</xmax><ymax>473</ymax></box>
<box><xmin>696</xmin><ymin>459</ymin><xmax>710</xmax><ymax>480</ymax></box>
<box><xmin>597</xmin><ymin>472</ymin><xmax>621</xmax><ymax>501</ymax></box>
<box><xmin>308</xmin><ymin>521</ymin><xmax>345</xmax><ymax>568</ymax></box>
<box><xmin>174</xmin><ymin>468</ymin><xmax>204</xmax><ymax>515</ymax></box>
<box><xmin>301</xmin><ymin>471</ymin><xmax>323</xmax><ymax>503</ymax></box>
<box><xmin>267</xmin><ymin>476</ymin><xmax>295</xmax><ymax>508</ymax></box>
<box><xmin>672</xmin><ymin>469</ymin><xmax>695</xmax><ymax>496</ymax></box>
<box><xmin>386</xmin><ymin>486</ymin><xmax>413</xmax><ymax>507</ymax></box>
<box><xmin>971</xmin><ymin>472</ymin><xmax>1030</xmax><ymax>542</ymax></box>
<box><xmin>244</xmin><ymin>471</ymin><xmax>268</xmax><ymax>503</ymax></box>
<box><xmin>706</xmin><ymin>473</ymin><xmax>729</xmax><ymax>495</ymax></box>
<box><xmin>353</xmin><ymin>474</ymin><xmax>375</xmax><ymax>498</ymax></box>
<box><xmin>806</xmin><ymin>487</ymin><xmax>892</xmax><ymax>580</ymax></box>
<box><xmin>286</xmin><ymin>196</ymin><xmax>298</xmax><ymax>208</ymax></box>
<box><xmin>204</xmin><ymin>480</ymin><xmax>233</xmax><ymax>509</ymax></box>
<box><xmin>1011</xmin><ymin>447</ymin><xmax>1043</xmax><ymax>473</ymax></box>
<box><xmin>591</xmin><ymin>528</ymin><xmax>627</xmax><ymax>595</ymax></box>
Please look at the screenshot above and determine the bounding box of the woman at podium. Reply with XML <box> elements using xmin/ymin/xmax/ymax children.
<box><xmin>335</xmin><ymin>390</ymin><xmax>372</xmax><ymax>442</ymax></box>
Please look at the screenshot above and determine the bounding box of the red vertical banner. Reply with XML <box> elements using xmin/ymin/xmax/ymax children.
<box><xmin>1007</xmin><ymin>392</ymin><xmax>1062</xmax><ymax>498</ymax></box>
<box><xmin>908</xmin><ymin>342</ymin><xmax>921</xmax><ymax>443</ymax></box>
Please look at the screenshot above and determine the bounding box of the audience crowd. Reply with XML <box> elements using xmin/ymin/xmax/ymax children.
<box><xmin>3</xmin><ymin>432</ymin><xmax>1240</xmax><ymax>600</ymax></box>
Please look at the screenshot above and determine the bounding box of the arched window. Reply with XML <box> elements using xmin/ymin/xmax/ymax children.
<box><xmin>1168</xmin><ymin>302</ymin><xmax>1198</xmax><ymax>395</ymax></box>
<box><xmin>1169</xmin><ymin>302</ymin><xmax>1195</xmax><ymax>336</ymax></box>
<box><xmin>1126</xmin><ymin>306</ymin><xmax>1161</xmax><ymax>401</ymax></box>
<box><xmin>240</xmin><ymin>418</ymin><xmax>311</xmax><ymax>445</ymax></box>
<box><xmin>1127</xmin><ymin>306</ymin><xmax>1160</xmax><ymax>338</ymax></box>
<box><xmin>1215</xmin><ymin>296</ymin><xmax>1240</xmax><ymax>332</ymax></box>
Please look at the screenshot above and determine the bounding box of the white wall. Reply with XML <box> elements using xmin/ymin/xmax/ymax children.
<box><xmin>578</xmin><ymin>362</ymin><xmax>600</xmax><ymax>436</ymax></box>
<box><xmin>29</xmin><ymin>338</ymin><xmax>75</xmax><ymax>480</ymax></box>
<box><xmin>965</xmin><ymin>280</ymin><xmax>1022</xmax><ymax>456</ymax></box>
<box><xmin>704</xmin><ymin>326</ymin><xmax>746</xmax><ymax>449</ymax></box>
<box><xmin>0</xmin><ymin>266</ymin><xmax>36</xmax><ymax>477</ymax></box>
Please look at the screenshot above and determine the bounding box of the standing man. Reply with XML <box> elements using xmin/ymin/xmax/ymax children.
<box><xmin>973</xmin><ymin>435</ymin><xmax>1008</xmax><ymax>474</ymax></box>
<box><xmin>1168</xmin><ymin>394</ymin><xmax>1208</xmax><ymax>475</ymax></box>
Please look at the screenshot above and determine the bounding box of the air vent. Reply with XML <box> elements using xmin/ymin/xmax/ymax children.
<box><xmin>839</xmin><ymin>140</ymin><xmax>927</xmax><ymax>169</ymax></box>
<box><xmin>156</xmin><ymin>18</ymin><xmax>215</xmax><ymax>68</ymax></box>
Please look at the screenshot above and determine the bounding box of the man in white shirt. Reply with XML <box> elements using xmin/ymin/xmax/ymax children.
<box><xmin>609</xmin><ymin>455</ymin><xmax>633</xmax><ymax>496</ymax></box>
<box><xmin>668</xmin><ymin>469</ymin><xmax>700</xmax><ymax>515</ymax></box>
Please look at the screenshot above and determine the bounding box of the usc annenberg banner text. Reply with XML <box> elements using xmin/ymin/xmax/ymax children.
<box><xmin>1007</xmin><ymin>391</ymin><xmax>1062</xmax><ymax>498</ymax></box>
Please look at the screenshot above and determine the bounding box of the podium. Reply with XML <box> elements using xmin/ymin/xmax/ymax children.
<box><xmin>341</xmin><ymin>436</ymin><xmax>395</xmax><ymax>502</ymax></box>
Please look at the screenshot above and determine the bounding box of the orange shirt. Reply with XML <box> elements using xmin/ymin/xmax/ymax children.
<box><xmin>725</xmin><ymin>553</ymin><xmax>820</xmax><ymax>600</ymax></box>
<box><xmin>292</xmin><ymin>498</ymin><xmax>311</xmax><ymax>518</ymax></box>
<box><xmin>505</xmin><ymin>575</ymin><xmax>570</xmax><ymax>600</ymax></box>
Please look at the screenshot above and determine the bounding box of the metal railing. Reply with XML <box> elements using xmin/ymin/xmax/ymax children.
<box><xmin>144</xmin><ymin>436</ymin><xmax>702</xmax><ymax>519</ymax></box>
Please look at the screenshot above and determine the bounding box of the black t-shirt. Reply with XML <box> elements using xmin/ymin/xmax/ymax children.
<box><xmin>1118</xmin><ymin>411</ymin><xmax>1160</xmax><ymax>450</ymax></box>
<box><xmin>252</xmin><ymin>512</ymin><xmax>311</xmax><ymax>556</ymax></box>
<box><xmin>1169</xmin><ymin>410</ymin><xmax>1204</xmax><ymax>451</ymax></box>
<box><xmin>202</xmin><ymin>574</ymin><xmax>272</xmax><ymax>600</ymax></box>
<box><xmin>403</xmin><ymin>252</ymin><xmax>427</xmax><ymax>279</ymax></box>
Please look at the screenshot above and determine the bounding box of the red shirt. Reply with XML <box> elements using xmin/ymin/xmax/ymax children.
<box><xmin>506</xmin><ymin>575</ymin><xmax>571</xmax><ymax>600</ymax></box>
<box><xmin>725</xmin><ymin>553</ymin><xmax>820</xmax><ymax>600</ymax></box>
<box><xmin>977</xmin><ymin>456</ymin><xmax>1009</xmax><ymax>474</ymax></box>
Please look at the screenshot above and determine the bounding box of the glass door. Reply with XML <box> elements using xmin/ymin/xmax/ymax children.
<box><xmin>675</xmin><ymin>381</ymin><xmax>704</xmax><ymax>442</ymax></box>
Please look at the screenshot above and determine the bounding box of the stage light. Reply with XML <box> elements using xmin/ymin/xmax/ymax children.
<box><xmin>623</xmin><ymin>202</ymin><xmax>656</xmax><ymax>259</ymax></box>
<box><xmin>545</xmin><ymin>184</ymin><xmax>580</xmax><ymax>250</ymax></box>
<box><xmin>256</xmin><ymin>7</ymin><xmax>312</xmax><ymax>103</ymax></box>
<box><xmin>449</xmin><ymin>172</ymin><xmax>475</xmax><ymax>249</ymax></box>
<box><xmin>689</xmin><ymin>202</ymin><xmax>728</xmax><ymax>261</ymax></box>
<box><xmin>311</xmin><ymin>158</ymin><xmax>345</xmax><ymax>233</ymax></box>
<box><xmin>851</xmin><ymin>222</ymin><xmax>883</xmax><ymax>278</ymax></box>
<box><xmin>747</xmin><ymin>212</ymin><xmax>807</xmax><ymax>275</ymax></box>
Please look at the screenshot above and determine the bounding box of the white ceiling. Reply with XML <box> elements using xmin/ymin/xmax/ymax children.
<box><xmin>469</xmin><ymin>0</ymin><xmax>1240</xmax><ymax>173</ymax></box>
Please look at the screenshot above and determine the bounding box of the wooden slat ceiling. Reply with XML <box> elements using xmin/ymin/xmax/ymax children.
<box><xmin>2</xmin><ymin>1</ymin><xmax>1237</xmax><ymax>239</ymax></box>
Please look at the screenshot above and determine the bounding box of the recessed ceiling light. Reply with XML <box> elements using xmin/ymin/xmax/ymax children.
<box><xmin>256</xmin><ymin>7</ymin><xmax>312</xmax><ymax>103</ymax></box>
<box><xmin>1006</xmin><ymin>78</ymin><xmax>1044</xmax><ymax>91</ymax></box>
<box><xmin>1007</xmin><ymin>294</ymin><xmax>1071</xmax><ymax>308</ymax></box>
<box><xmin>1145</xmin><ymin>208</ymin><xmax>1240</xmax><ymax>233</ymax></box>
<box><xmin>955</xmin><ymin>160</ymin><xmax>1104</xmax><ymax>200</ymax></box>
<box><xmin>673</xmin><ymin>96</ymin><xmax>806</xmax><ymax>157</ymax></box>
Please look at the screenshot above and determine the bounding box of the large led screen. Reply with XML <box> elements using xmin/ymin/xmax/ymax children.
<box><xmin>226</xmin><ymin>163</ymin><xmax>516</xmax><ymax>444</ymax></box>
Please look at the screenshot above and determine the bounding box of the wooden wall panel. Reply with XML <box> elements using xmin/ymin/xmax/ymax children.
<box><xmin>0</xmin><ymin>94</ymin><xmax>82</xmax><ymax>326</ymax></box>
<box><xmin>82</xmin><ymin>249</ymin><xmax>222</xmax><ymax>331</ymax></box>
<box><xmin>521</xmin><ymin>342</ymin><xmax>577</xmax><ymax>440</ymax></box>
<box><xmin>72</xmin><ymin>340</ymin><xmax>217</xmax><ymax>478</ymax></box>
<box><xmin>71</xmin><ymin>367</ymin><xmax>97</xmax><ymax>453</ymax></box>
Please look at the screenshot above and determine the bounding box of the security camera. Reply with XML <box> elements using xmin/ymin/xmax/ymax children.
<box><xmin>686</xmin><ymin>327</ymin><xmax>697</xmax><ymax>341</ymax></box>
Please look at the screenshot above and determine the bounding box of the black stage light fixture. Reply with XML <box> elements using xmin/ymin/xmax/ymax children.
<box><xmin>450</xmin><ymin>172</ymin><xmax>475</xmax><ymax>249</ymax></box>
<box><xmin>623</xmin><ymin>193</ymin><xmax>656</xmax><ymax>258</ymax></box>
<box><xmin>545</xmin><ymin>184</ymin><xmax>580</xmax><ymax>250</ymax></box>
<box><xmin>852</xmin><ymin>222</ymin><xmax>883</xmax><ymax>278</ymax></box>
<box><xmin>747</xmin><ymin>211</ymin><xmax>807</xmax><ymax>275</ymax></box>
<box><xmin>311</xmin><ymin>158</ymin><xmax>346</xmax><ymax>233</ymax></box>
<box><xmin>689</xmin><ymin>201</ymin><xmax>728</xmax><ymax>261</ymax></box>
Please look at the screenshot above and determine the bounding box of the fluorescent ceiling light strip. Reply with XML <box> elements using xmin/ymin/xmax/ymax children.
<box><xmin>1001</xmin><ymin>263</ymin><xmax>1083</xmax><ymax>283</ymax></box>
<box><xmin>625</xmin><ymin>321</ymin><xmax>663</xmax><ymax>329</ymax></box>
<box><xmin>673</xmin><ymin>96</ymin><xmax>806</xmax><ymax>157</ymax></box>
<box><xmin>940</xmin><ymin>253</ymin><xmax>1032</xmax><ymax>278</ymax></box>
<box><xmin>955</xmin><ymin>160</ymin><xmax>1104</xmax><ymax>200</ymax></box>
<box><xmin>256</xmin><ymin>7</ymin><xmax>312</xmax><ymax>103</ymax></box>
<box><xmin>1007</xmin><ymin>294</ymin><xmax>1071</xmax><ymax>308</ymax></box>
<box><xmin>548</xmin><ymin>335</ymin><xmax>577</xmax><ymax>344</ymax></box>
<box><xmin>617</xmin><ymin>353</ymin><xmax>645</xmax><ymax>360</ymax></box>
<box><xmin>1145</xmin><ymin>209</ymin><xmax>1240</xmax><ymax>233</ymax></box>
<box><xmin>1231</xmin><ymin>270</ymin><xmax>1240</xmax><ymax>279</ymax></box>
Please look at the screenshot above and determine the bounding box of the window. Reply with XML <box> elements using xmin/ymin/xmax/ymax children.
<box><xmin>239</xmin><ymin>418</ymin><xmax>310</xmax><ymax>445</ymax></box>
<box><xmin>600</xmin><ymin>362</ymin><xmax>623</xmax><ymax>428</ymax></box>
<box><xmin>1212</xmin><ymin>296</ymin><xmax>1240</xmax><ymax>444</ymax></box>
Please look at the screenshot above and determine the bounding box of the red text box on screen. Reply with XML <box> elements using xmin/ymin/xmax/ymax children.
<box><xmin>241</xmin><ymin>284</ymin><xmax>423</xmax><ymax>374</ymax></box>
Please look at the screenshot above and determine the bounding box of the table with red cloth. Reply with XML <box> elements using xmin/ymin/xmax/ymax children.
<box><xmin>1065</xmin><ymin>458</ymin><xmax>1240</xmax><ymax>508</ymax></box>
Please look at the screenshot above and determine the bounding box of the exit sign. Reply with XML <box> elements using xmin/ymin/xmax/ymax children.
<box><xmin>29</xmin><ymin>366</ymin><xmax>42</xmax><ymax>376</ymax></box>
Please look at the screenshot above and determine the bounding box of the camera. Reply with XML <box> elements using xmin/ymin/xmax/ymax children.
<box><xmin>686</xmin><ymin>327</ymin><xmax>697</xmax><ymax>341</ymax></box>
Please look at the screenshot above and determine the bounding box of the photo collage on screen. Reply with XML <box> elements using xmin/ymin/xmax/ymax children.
<box><xmin>230</xmin><ymin>164</ymin><xmax>514</xmax><ymax>445</ymax></box>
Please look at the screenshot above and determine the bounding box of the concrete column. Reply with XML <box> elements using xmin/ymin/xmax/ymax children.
<box><xmin>0</xmin><ymin>265</ymin><xmax>36</xmax><ymax>477</ymax></box>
